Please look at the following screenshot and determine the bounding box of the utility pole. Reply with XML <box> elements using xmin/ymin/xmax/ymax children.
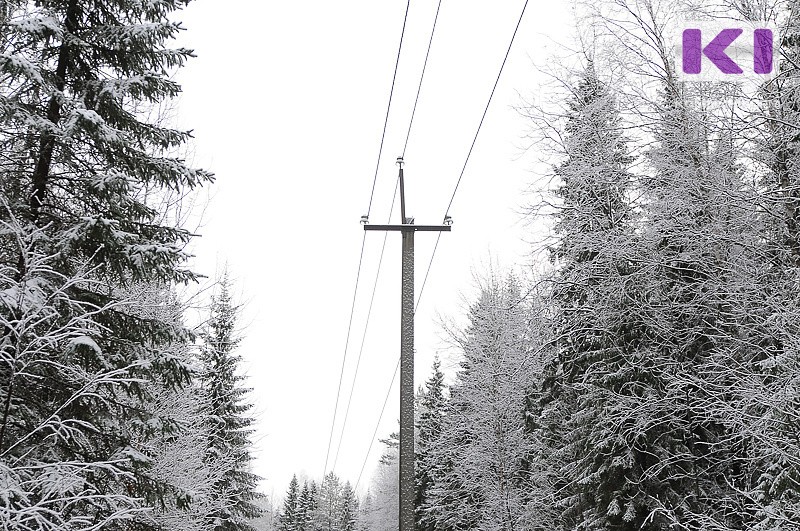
<box><xmin>363</xmin><ymin>157</ymin><xmax>450</xmax><ymax>531</ymax></box>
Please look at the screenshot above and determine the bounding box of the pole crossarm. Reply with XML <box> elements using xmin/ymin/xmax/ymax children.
<box><xmin>364</xmin><ymin>224</ymin><xmax>451</xmax><ymax>232</ymax></box>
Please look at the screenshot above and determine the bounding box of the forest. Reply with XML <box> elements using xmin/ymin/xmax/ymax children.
<box><xmin>2</xmin><ymin>0</ymin><xmax>800</xmax><ymax>530</ymax></box>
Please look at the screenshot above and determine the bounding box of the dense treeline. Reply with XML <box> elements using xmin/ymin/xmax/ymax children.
<box><xmin>6</xmin><ymin>0</ymin><xmax>800</xmax><ymax>530</ymax></box>
<box><xmin>277</xmin><ymin>436</ymin><xmax>398</xmax><ymax>531</ymax></box>
<box><xmin>409</xmin><ymin>1</ymin><xmax>800</xmax><ymax>530</ymax></box>
<box><xmin>0</xmin><ymin>1</ymin><xmax>261</xmax><ymax>529</ymax></box>
<box><xmin>278</xmin><ymin>2</ymin><xmax>800</xmax><ymax>530</ymax></box>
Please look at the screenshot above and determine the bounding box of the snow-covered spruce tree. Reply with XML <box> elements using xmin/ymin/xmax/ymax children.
<box><xmin>337</xmin><ymin>481</ymin><xmax>358</xmax><ymax>531</ymax></box>
<box><xmin>279</xmin><ymin>475</ymin><xmax>301</xmax><ymax>531</ymax></box>
<box><xmin>530</xmin><ymin>61</ymin><xmax>640</xmax><ymax>530</ymax></box>
<box><xmin>553</xmin><ymin>5</ymin><xmax>769</xmax><ymax>526</ymax></box>
<box><xmin>297</xmin><ymin>479</ymin><xmax>318</xmax><ymax>531</ymax></box>
<box><xmin>314</xmin><ymin>472</ymin><xmax>347</xmax><ymax>531</ymax></box>
<box><xmin>200</xmin><ymin>274</ymin><xmax>262</xmax><ymax>530</ymax></box>
<box><xmin>424</xmin><ymin>275</ymin><xmax>536</xmax><ymax>531</ymax></box>
<box><xmin>626</xmin><ymin>76</ymin><xmax>768</xmax><ymax>529</ymax></box>
<box><xmin>121</xmin><ymin>282</ymin><xmax>235</xmax><ymax>531</ymax></box>
<box><xmin>0</xmin><ymin>0</ymin><xmax>212</xmax><ymax>528</ymax></box>
<box><xmin>415</xmin><ymin>358</ymin><xmax>446</xmax><ymax>531</ymax></box>
<box><xmin>357</xmin><ymin>433</ymin><xmax>399</xmax><ymax>531</ymax></box>
<box><xmin>729</xmin><ymin>1</ymin><xmax>800</xmax><ymax>526</ymax></box>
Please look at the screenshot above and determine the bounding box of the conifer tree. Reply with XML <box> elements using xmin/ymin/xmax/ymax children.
<box><xmin>730</xmin><ymin>1</ymin><xmax>800</xmax><ymax>525</ymax></box>
<box><xmin>533</xmin><ymin>62</ymin><xmax>640</xmax><ymax>530</ymax></box>
<box><xmin>0</xmin><ymin>0</ymin><xmax>211</xmax><ymax>528</ymax></box>
<box><xmin>631</xmin><ymin>77</ymin><xmax>764</xmax><ymax>530</ymax></box>
<box><xmin>338</xmin><ymin>482</ymin><xmax>359</xmax><ymax>531</ymax></box>
<box><xmin>425</xmin><ymin>275</ymin><xmax>535</xmax><ymax>531</ymax></box>
<box><xmin>298</xmin><ymin>479</ymin><xmax>318</xmax><ymax>531</ymax></box>
<box><xmin>296</xmin><ymin>480</ymin><xmax>309</xmax><ymax>531</ymax></box>
<box><xmin>415</xmin><ymin>358</ymin><xmax>447</xmax><ymax>531</ymax></box>
<box><xmin>128</xmin><ymin>283</ymin><xmax>235</xmax><ymax>530</ymax></box>
<box><xmin>280</xmin><ymin>475</ymin><xmax>301</xmax><ymax>531</ymax></box>
<box><xmin>201</xmin><ymin>273</ymin><xmax>262</xmax><ymax>530</ymax></box>
<box><xmin>315</xmin><ymin>472</ymin><xmax>344</xmax><ymax>531</ymax></box>
<box><xmin>357</xmin><ymin>434</ymin><xmax>399</xmax><ymax>531</ymax></box>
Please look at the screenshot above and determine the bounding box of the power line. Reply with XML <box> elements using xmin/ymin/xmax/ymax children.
<box><xmin>355</xmin><ymin>354</ymin><xmax>400</xmax><ymax>492</ymax></box>
<box><xmin>334</xmin><ymin>1</ymin><xmax>444</xmax><ymax>472</ymax></box>
<box><xmin>353</xmin><ymin>264</ymin><xmax>438</xmax><ymax>492</ymax></box>
<box><xmin>443</xmin><ymin>0</ymin><xmax>529</xmax><ymax>219</ymax></box>
<box><xmin>323</xmin><ymin>0</ymin><xmax>412</xmax><ymax>482</ymax></box>
<box><xmin>402</xmin><ymin>0</ymin><xmax>443</xmax><ymax>158</ymax></box>
<box><xmin>366</xmin><ymin>0</ymin><xmax>412</xmax><ymax>218</ymax></box>
<box><xmin>353</xmin><ymin>0</ymin><xmax>530</xmax><ymax>491</ymax></box>
<box><xmin>413</xmin><ymin>0</ymin><xmax>529</xmax><ymax>332</ymax></box>
<box><xmin>321</xmin><ymin>233</ymin><xmax>367</xmax><ymax>480</ymax></box>
<box><xmin>331</xmin><ymin>177</ymin><xmax>399</xmax><ymax>472</ymax></box>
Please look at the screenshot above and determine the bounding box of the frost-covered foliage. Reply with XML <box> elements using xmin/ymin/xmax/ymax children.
<box><xmin>0</xmin><ymin>0</ymin><xmax>268</xmax><ymax>529</ymax></box>
<box><xmin>511</xmin><ymin>1</ymin><xmax>800</xmax><ymax>530</ymax></box>
<box><xmin>122</xmin><ymin>284</ymin><xmax>235</xmax><ymax>531</ymax></box>
<box><xmin>0</xmin><ymin>211</ymin><xmax>165</xmax><ymax>529</ymax></box>
<box><xmin>358</xmin><ymin>435</ymin><xmax>399</xmax><ymax>531</ymax></box>
<box><xmin>279</xmin><ymin>475</ymin><xmax>301</xmax><ymax>531</ymax></box>
<box><xmin>406</xmin><ymin>2</ymin><xmax>800</xmax><ymax>530</ymax></box>
<box><xmin>200</xmin><ymin>273</ymin><xmax>262</xmax><ymax>530</ymax></box>
<box><xmin>298</xmin><ymin>479</ymin><xmax>319</xmax><ymax>531</ymax></box>
<box><xmin>278</xmin><ymin>473</ymin><xmax>357</xmax><ymax>531</ymax></box>
<box><xmin>415</xmin><ymin>358</ymin><xmax>446</xmax><ymax>531</ymax></box>
<box><xmin>531</xmin><ymin>61</ymin><xmax>644</xmax><ymax>530</ymax></box>
<box><xmin>315</xmin><ymin>472</ymin><xmax>357</xmax><ymax>531</ymax></box>
<box><xmin>419</xmin><ymin>275</ymin><xmax>542</xmax><ymax>531</ymax></box>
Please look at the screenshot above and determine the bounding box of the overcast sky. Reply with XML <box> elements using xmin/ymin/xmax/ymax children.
<box><xmin>172</xmin><ymin>0</ymin><xmax>574</xmax><ymax>501</ymax></box>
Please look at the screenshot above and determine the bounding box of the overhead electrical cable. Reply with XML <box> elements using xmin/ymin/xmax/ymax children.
<box><xmin>321</xmin><ymin>233</ymin><xmax>367</xmax><ymax>481</ymax></box>
<box><xmin>333</xmin><ymin>0</ymin><xmax>444</xmax><ymax>473</ymax></box>
<box><xmin>353</xmin><ymin>266</ymin><xmax>439</xmax><ymax>492</ymax></box>
<box><xmin>442</xmin><ymin>0</ymin><xmax>529</xmax><ymax>219</ymax></box>
<box><xmin>322</xmin><ymin>0</ymin><xmax>412</xmax><ymax>481</ymax></box>
<box><xmin>366</xmin><ymin>0</ymin><xmax>412</xmax><ymax>218</ymax></box>
<box><xmin>331</xmin><ymin>178</ymin><xmax>399</xmax><ymax>473</ymax></box>
<box><xmin>402</xmin><ymin>0</ymin><xmax>443</xmax><ymax>158</ymax></box>
<box><xmin>354</xmin><ymin>354</ymin><xmax>400</xmax><ymax>492</ymax></box>
<box><xmin>353</xmin><ymin>0</ymin><xmax>530</xmax><ymax>490</ymax></box>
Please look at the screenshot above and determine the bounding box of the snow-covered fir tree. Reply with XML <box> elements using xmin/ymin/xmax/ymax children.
<box><xmin>298</xmin><ymin>479</ymin><xmax>318</xmax><ymax>531</ymax></box>
<box><xmin>424</xmin><ymin>274</ymin><xmax>537</xmax><ymax>531</ymax></box>
<box><xmin>721</xmin><ymin>1</ymin><xmax>800</xmax><ymax>526</ymax></box>
<box><xmin>0</xmin><ymin>0</ymin><xmax>212</xmax><ymax>528</ymax></box>
<box><xmin>277</xmin><ymin>473</ymin><xmax>358</xmax><ymax>531</ymax></box>
<box><xmin>315</xmin><ymin>472</ymin><xmax>345</xmax><ymax>531</ymax></box>
<box><xmin>201</xmin><ymin>273</ymin><xmax>262</xmax><ymax>530</ymax></box>
<box><xmin>534</xmin><ymin>60</ymin><xmax>642</xmax><ymax>530</ymax></box>
<box><xmin>357</xmin><ymin>433</ymin><xmax>399</xmax><ymax>531</ymax></box>
<box><xmin>627</xmin><ymin>58</ymin><xmax>768</xmax><ymax>529</ymax></box>
<box><xmin>279</xmin><ymin>475</ymin><xmax>301</xmax><ymax>531</ymax></box>
<box><xmin>337</xmin><ymin>481</ymin><xmax>359</xmax><ymax>531</ymax></box>
<box><xmin>415</xmin><ymin>358</ymin><xmax>447</xmax><ymax>531</ymax></box>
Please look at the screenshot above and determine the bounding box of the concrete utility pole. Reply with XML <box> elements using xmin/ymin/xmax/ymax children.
<box><xmin>363</xmin><ymin>157</ymin><xmax>450</xmax><ymax>531</ymax></box>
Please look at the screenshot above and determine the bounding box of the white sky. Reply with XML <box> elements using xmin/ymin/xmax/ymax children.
<box><xmin>172</xmin><ymin>0</ymin><xmax>574</xmax><ymax>502</ymax></box>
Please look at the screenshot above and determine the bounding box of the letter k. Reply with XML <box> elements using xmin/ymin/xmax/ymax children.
<box><xmin>683</xmin><ymin>28</ymin><xmax>743</xmax><ymax>74</ymax></box>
